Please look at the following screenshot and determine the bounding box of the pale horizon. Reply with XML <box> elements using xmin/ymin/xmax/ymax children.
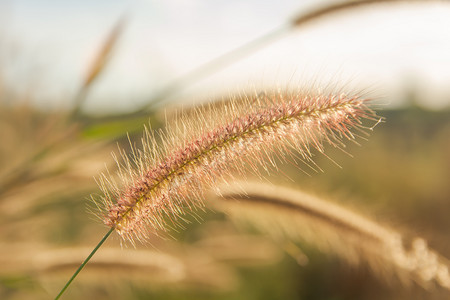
<box><xmin>2</xmin><ymin>0</ymin><xmax>450</xmax><ymax>113</ymax></box>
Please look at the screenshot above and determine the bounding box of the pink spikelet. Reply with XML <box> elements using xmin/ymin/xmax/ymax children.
<box><xmin>96</xmin><ymin>91</ymin><xmax>380</xmax><ymax>243</ymax></box>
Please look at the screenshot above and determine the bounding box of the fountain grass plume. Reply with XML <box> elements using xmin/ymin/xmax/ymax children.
<box><xmin>95</xmin><ymin>90</ymin><xmax>380</xmax><ymax>244</ymax></box>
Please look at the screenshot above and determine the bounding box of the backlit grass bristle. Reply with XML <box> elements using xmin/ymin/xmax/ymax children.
<box><xmin>213</xmin><ymin>181</ymin><xmax>450</xmax><ymax>290</ymax></box>
<box><xmin>96</xmin><ymin>90</ymin><xmax>380</xmax><ymax>243</ymax></box>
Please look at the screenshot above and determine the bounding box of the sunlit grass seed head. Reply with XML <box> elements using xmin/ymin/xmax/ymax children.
<box><xmin>95</xmin><ymin>90</ymin><xmax>380</xmax><ymax>244</ymax></box>
<box><xmin>213</xmin><ymin>181</ymin><xmax>450</xmax><ymax>290</ymax></box>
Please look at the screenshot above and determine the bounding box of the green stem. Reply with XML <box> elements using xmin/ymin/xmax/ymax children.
<box><xmin>54</xmin><ymin>227</ymin><xmax>115</xmax><ymax>300</ymax></box>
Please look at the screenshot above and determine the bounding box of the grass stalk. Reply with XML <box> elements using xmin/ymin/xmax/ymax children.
<box><xmin>54</xmin><ymin>227</ymin><xmax>114</xmax><ymax>300</ymax></box>
<box><xmin>214</xmin><ymin>181</ymin><xmax>450</xmax><ymax>289</ymax></box>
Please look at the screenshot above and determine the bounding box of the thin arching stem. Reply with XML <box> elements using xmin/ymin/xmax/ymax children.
<box><xmin>135</xmin><ymin>24</ymin><xmax>290</xmax><ymax>112</ymax></box>
<box><xmin>54</xmin><ymin>227</ymin><xmax>115</xmax><ymax>300</ymax></box>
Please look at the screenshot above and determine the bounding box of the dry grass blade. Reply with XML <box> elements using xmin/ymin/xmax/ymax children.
<box><xmin>35</xmin><ymin>247</ymin><xmax>185</xmax><ymax>281</ymax></box>
<box><xmin>212</xmin><ymin>181</ymin><xmax>450</xmax><ymax>290</ymax></box>
<box><xmin>0</xmin><ymin>244</ymin><xmax>237</xmax><ymax>296</ymax></box>
<box><xmin>135</xmin><ymin>26</ymin><xmax>289</xmax><ymax>112</ymax></box>
<box><xmin>72</xmin><ymin>15</ymin><xmax>126</xmax><ymax>116</ymax></box>
<box><xmin>291</xmin><ymin>0</ymin><xmax>417</xmax><ymax>27</ymax></box>
<box><xmin>0</xmin><ymin>245</ymin><xmax>178</xmax><ymax>276</ymax></box>
<box><xmin>133</xmin><ymin>0</ymin><xmax>435</xmax><ymax>114</ymax></box>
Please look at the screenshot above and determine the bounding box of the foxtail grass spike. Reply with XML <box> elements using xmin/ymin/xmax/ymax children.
<box><xmin>97</xmin><ymin>91</ymin><xmax>379</xmax><ymax>243</ymax></box>
<box><xmin>213</xmin><ymin>181</ymin><xmax>450</xmax><ymax>290</ymax></box>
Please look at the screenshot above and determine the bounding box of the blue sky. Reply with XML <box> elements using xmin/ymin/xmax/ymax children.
<box><xmin>3</xmin><ymin>0</ymin><xmax>450</xmax><ymax>112</ymax></box>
